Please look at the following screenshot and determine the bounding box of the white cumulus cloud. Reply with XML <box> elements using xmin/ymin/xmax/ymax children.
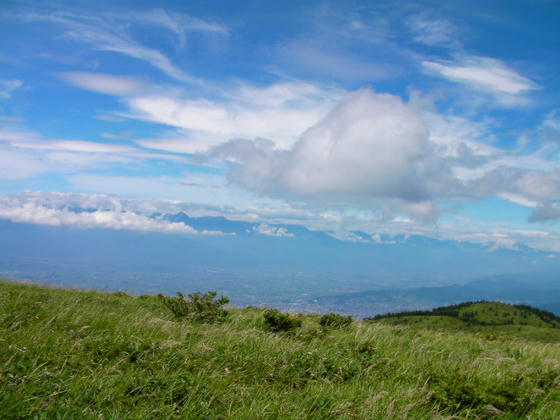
<box><xmin>209</xmin><ymin>89</ymin><xmax>431</xmax><ymax>205</ymax></box>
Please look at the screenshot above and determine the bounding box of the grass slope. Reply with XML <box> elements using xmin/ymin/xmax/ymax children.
<box><xmin>368</xmin><ymin>301</ymin><xmax>560</xmax><ymax>343</ymax></box>
<box><xmin>2</xmin><ymin>280</ymin><xmax>560</xmax><ymax>419</ymax></box>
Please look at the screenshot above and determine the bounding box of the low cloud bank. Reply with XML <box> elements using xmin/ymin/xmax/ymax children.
<box><xmin>0</xmin><ymin>195</ymin><xmax>227</xmax><ymax>235</ymax></box>
<box><xmin>0</xmin><ymin>191</ymin><xmax>559</xmax><ymax>252</ymax></box>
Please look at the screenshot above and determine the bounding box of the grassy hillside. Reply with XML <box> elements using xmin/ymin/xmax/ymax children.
<box><xmin>368</xmin><ymin>301</ymin><xmax>560</xmax><ymax>343</ymax></box>
<box><xmin>2</xmin><ymin>280</ymin><xmax>560</xmax><ymax>419</ymax></box>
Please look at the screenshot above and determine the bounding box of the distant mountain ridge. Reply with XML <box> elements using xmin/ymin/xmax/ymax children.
<box><xmin>1</xmin><ymin>217</ymin><xmax>560</xmax><ymax>317</ymax></box>
<box><xmin>163</xmin><ymin>212</ymin><xmax>318</xmax><ymax>238</ymax></box>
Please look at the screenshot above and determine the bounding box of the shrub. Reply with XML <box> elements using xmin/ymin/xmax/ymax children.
<box><xmin>159</xmin><ymin>291</ymin><xmax>229</xmax><ymax>322</ymax></box>
<box><xmin>263</xmin><ymin>309</ymin><xmax>302</xmax><ymax>332</ymax></box>
<box><xmin>319</xmin><ymin>313</ymin><xmax>353</xmax><ymax>328</ymax></box>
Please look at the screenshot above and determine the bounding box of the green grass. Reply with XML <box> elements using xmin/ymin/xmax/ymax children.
<box><xmin>2</xmin><ymin>280</ymin><xmax>560</xmax><ymax>419</ymax></box>
<box><xmin>457</xmin><ymin>302</ymin><xmax>560</xmax><ymax>328</ymax></box>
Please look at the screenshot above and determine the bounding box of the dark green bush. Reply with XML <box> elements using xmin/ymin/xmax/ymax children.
<box><xmin>319</xmin><ymin>313</ymin><xmax>353</xmax><ymax>328</ymax></box>
<box><xmin>159</xmin><ymin>291</ymin><xmax>229</xmax><ymax>322</ymax></box>
<box><xmin>263</xmin><ymin>309</ymin><xmax>302</xmax><ymax>332</ymax></box>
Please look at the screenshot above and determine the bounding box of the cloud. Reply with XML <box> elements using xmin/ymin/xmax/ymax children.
<box><xmin>1</xmin><ymin>191</ymin><xmax>560</xmax><ymax>252</ymax></box>
<box><xmin>513</xmin><ymin>171</ymin><xmax>560</xmax><ymax>200</ymax></box>
<box><xmin>468</xmin><ymin>167</ymin><xmax>560</xmax><ymax>222</ymax></box>
<box><xmin>253</xmin><ymin>223</ymin><xmax>294</xmax><ymax>237</ymax></box>
<box><xmin>15</xmin><ymin>139</ymin><xmax>136</xmax><ymax>154</ymax></box>
<box><xmin>0</xmin><ymin>191</ymin><xmax>301</xmax><ymax>228</ymax></box>
<box><xmin>536</xmin><ymin>110</ymin><xmax>560</xmax><ymax>144</ymax></box>
<box><xmin>487</xmin><ymin>237</ymin><xmax>519</xmax><ymax>252</ymax></box>
<box><xmin>124</xmin><ymin>81</ymin><xmax>341</xmax><ymax>151</ymax></box>
<box><xmin>276</xmin><ymin>41</ymin><xmax>402</xmax><ymax>82</ymax></box>
<box><xmin>271</xmin><ymin>6</ymin><xmax>412</xmax><ymax>83</ymax></box>
<box><xmin>0</xmin><ymin>79</ymin><xmax>23</xmax><ymax>99</ymax></box>
<box><xmin>474</xmin><ymin>168</ymin><xmax>560</xmax><ymax>201</ymax></box>
<box><xmin>58</xmin><ymin>72</ymin><xmax>143</xmax><ymax>95</ymax></box>
<box><xmin>16</xmin><ymin>9</ymin><xmax>214</xmax><ymax>84</ymax></box>
<box><xmin>100</xmin><ymin>132</ymin><xmax>131</xmax><ymax>140</ymax></box>
<box><xmin>328</xmin><ymin>230</ymin><xmax>372</xmax><ymax>243</ymax></box>
<box><xmin>0</xmin><ymin>128</ymin><xmax>177</xmax><ymax>159</ymax></box>
<box><xmin>0</xmin><ymin>147</ymin><xmax>54</xmax><ymax>180</ymax></box>
<box><xmin>528</xmin><ymin>203</ymin><xmax>560</xmax><ymax>223</ymax></box>
<box><xmin>200</xmin><ymin>88</ymin><xmax>560</xmax><ymax>224</ymax></box>
<box><xmin>59</xmin><ymin>73</ymin><xmax>340</xmax><ymax>152</ymax></box>
<box><xmin>208</xmin><ymin>89</ymin><xmax>431</xmax><ymax>206</ymax></box>
<box><xmin>95</xmin><ymin>115</ymin><xmax>126</xmax><ymax>123</ymax></box>
<box><xmin>499</xmin><ymin>193</ymin><xmax>538</xmax><ymax>208</ymax></box>
<box><xmin>543</xmin><ymin>111</ymin><xmax>560</xmax><ymax>133</ymax></box>
<box><xmin>0</xmin><ymin>115</ymin><xmax>24</xmax><ymax>123</ymax></box>
<box><xmin>423</xmin><ymin>56</ymin><xmax>538</xmax><ymax>106</ymax></box>
<box><xmin>0</xmin><ymin>195</ymin><xmax>227</xmax><ymax>235</ymax></box>
<box><xmin>136</xmin><ymin>137</ymin><xmax>222</xmax><ymax>155</ymax></box>
<box><xmin>0</xmin><ymin>130</ymin><xmax>80</xmax><ymax>179</ymax></box>
<box><xmin>0</xmin><ymin>128</ymin><xmax>186</xmax><ymax>180</ymax></box>
<box><xmin>129</xmin><ymin>8</ymin><xmax>228</xmax><ymax>49</ymax></box>
<box><xmin>400</xmin><ymin>200</ymin><xmax>440</xmax><ymax>222</ymax></box>
<box><xmin>406</xmin><ymin>12</ymin><xmax>459</xmax><ymax>48</ymax></box>
<box><xmin>66</xmin><ymin>173</ymin><xmax>285</xmax><ymax>210</ymax></box>
<box><xmin>4</xmin><ymin>4</ymin><xmax>560</xmax><ymax>233</ymax></box>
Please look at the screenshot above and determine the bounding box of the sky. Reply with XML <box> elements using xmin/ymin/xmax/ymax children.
<box><xmin>1</xmin><ymin>0</ymin><xmax>560</xmax><ymax>252</ymax></box>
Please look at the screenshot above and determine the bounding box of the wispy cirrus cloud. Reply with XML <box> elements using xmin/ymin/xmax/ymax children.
<box><xmin>58</xmin><ymin>72</ymin><xmax>144</xmax><ymax>95</ymax></box>
<box><xmin>125</xmin><ymin>81</ymin><xmax>340</xmax><ymax>151</ymax></box>
<box><xmin>0</xmin><ymin>79</ymin><xmax>23</xmax><ymax>99</ymax></box>
<box><xmin>135</xmin><ymin>137</ymin><xmax>219</xmax><ymax>155</ymax></box>
<box><xmin>60</xmin><ymin>73</ymin><xmax>342</xmax><ymax>152</ymax></box>
<box><xmin>276</xmin><ymin>40</ymin><xmax>403</xmax><ymax>82</ymax></box>
<box><xmin>128</xmin><ymin>8</ymin><xmax>228</xmax><ymax>48</ymax></box>
<box><xmin>273</xmin><ymin>8</ymin><xmax>410</xmax><ymax>84</ymax></box>
<box><xmin>0</xmin><ymin>127</ymin><xmax>186</xmax><ymax>180</ymax></box>
<box><xmin>13</xmin><ymin>139</ymin><xmax>135</xmax><ymax>154</ymax></box>
<box><xmin>423</xmin><ymin>56</ymin><xmax>539</xmax><ymax>106</ymax></box>
<box><xmin>0</xmin><ymin>127</ymin><xmax>184</xmax><ymax>160</ymax></box>
<box><xmin>14</xmin><ymin>7</ymin><xmax>226</xmax><ymax>84</ymax></box>
<box><xmin>498</xmin><ymin>193</ymin><xmax>538</xmax><ymax>208</ymax></box>
<box><xmin>66</xmin><ymin>172</ymin><xmax>285</xmax><ymax>211</ymax></box>
<box><xmin>406</xmin><ymin>12</ymin><xmax>459</xmax><ymax>48</ymax></box>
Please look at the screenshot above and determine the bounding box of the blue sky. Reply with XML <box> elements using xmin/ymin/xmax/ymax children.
<box><xmin>1</xmin><ymin>0</ymin><xmax>560</xmax><ymax>252</ymax></box>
